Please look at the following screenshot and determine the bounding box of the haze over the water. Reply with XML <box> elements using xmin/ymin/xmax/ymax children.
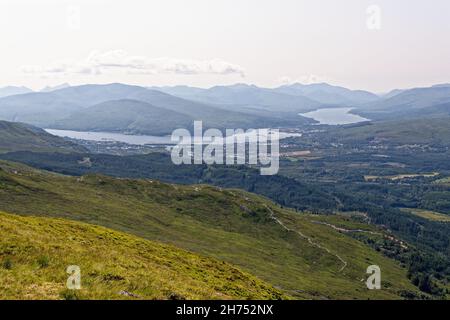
<box><xmin>1</xmin><ymin>0</ymin><xmax>450</xmax><ymax>92</ymax></box>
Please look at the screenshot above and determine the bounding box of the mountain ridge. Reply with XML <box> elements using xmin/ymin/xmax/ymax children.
<box><xmin>0</xmin><ymin>86</ymin><xmax>33</xmax><ymax>98</ymax></box>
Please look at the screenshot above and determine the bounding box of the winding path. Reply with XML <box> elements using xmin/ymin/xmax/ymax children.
<box><xmin>265</xmin><ymin>205</ymin><xmax>348</xmax><ymax>273</ymax></box>
<box><xmin>311</xmin><ymin>220</ymin><xmax>408</xmax><ymax>249</ymax></box>
<box><xmin>311</xmin><ymin>221</ymin><xmax>382</xmax><ymax>236</ymax></box>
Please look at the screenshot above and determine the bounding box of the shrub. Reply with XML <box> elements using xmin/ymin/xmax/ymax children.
<box><xmin>60</xmin><ymin>289</ymin><xmax>80</xmax><ymax>300</ymax></box>
<box><xmin>37</xmin><ymin>255</ymin><xmax>50</xmax><ymax>268</ymax></box>
<box><xmin>2</xmin><ymin>258</ymin><xmax>13</xmax><ymax>270</ymax></box>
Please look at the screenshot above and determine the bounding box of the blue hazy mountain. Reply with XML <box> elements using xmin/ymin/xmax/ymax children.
<box><xmin>153</xmin><ymin>83</ymin><xmax>321</xmax><ymax>113</ymax></box>
<box><xmin>364</xmin><ymin>85</ymin><xmax>450</xmax><ymax>111</ymax></box>
<box><xmin>0</xmin><ymin>86</ymin><xmax>33</xmax><ymax>98</ymax></box>
<box><xmin>353</xmin><ymin>85</ymin><xmax>450</xmax><ymax>120</ymax></box>
<box><xmin>41</xmin><ymin>83</ymin><xmax>71</xmax><ymax>92</ymax></box>
<box><xmin>273</xmin><ymin>83</ymin><xmax>380</xmax><ymax>105</ymax></box>
<box><xmin>0</xmin><ymin>83</ymin><xmax>312</xmax><ymax>134</ymax></box>
<box><xmin>0</xmin><ymin>92</ymin><xmax>82</xmax><ymax>127</ymax></box>
<box><xmin>382</xmin><ymin>89</ymin><xmax>405</xmax><ymax>99</ymax></box>
<box><xmin>51</xmin><ymin>99</ymin><xmax>195</xmax><ymax>135</ymax></box>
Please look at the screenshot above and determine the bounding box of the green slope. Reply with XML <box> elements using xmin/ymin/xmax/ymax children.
<box><xmin>0</xmin><ymin>211</ymin><xmax>282</xmax><ymax>300</ymax></box>
<box><xmin>321</xmin><ymin>117</ymin><xmax>450</xmax><ymax>146</ymax></box>
<box><xmin>0</xmin><ymin>120</ymin><xmax>86</xmax><ymax>154</ymax></box>
<box><xmin>0</xmin><ymin>161</ymin><xmax>420</xmax><ymax>299</ymax></box>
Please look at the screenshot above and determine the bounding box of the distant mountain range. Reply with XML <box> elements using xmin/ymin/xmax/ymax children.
<box><xmin>152</xmin><ymin>82</ymin><xmax>380</xmax><ymax>108</ymax></box>
<box><xmin>41</xmin><ymin>83</ymin><xmax>71</xmax><ymax>92</ymax></box>
<box><xmin>273</xmin><ymin>83</ymin><xmax>380</xmax><ymax>105</ymax></box>
<box><xmin>152</xmin><ymin>83</ymin><xmax>322</xmax><ymax>111</ymax></box>
<box><xmin>0</xmin><ymin>83</ymin><xmax>314</xmax><ymax>134</ymax></box>
<box><xmin>153</xmin><ymin>82</ymin><xmax>450</xmax><ymax>122</ymax></box>
<box><xmin>0</xmin><ymin>82</ymin><xmax>450</xmax><ymax>134</ymax></box>
<box><xmin>362</xmin><ymin>86</ymin><xmax>450</xmax><ymax>111</ymax></box>
<box><xmin>354</xmin><ymin>85</ymin><xmax>450</xmax><ymax>120</ymax></box>
<box><xmin>0</xmin><ymin>86</ymin><xmax>33</xmax><ymax>98</ymax></box>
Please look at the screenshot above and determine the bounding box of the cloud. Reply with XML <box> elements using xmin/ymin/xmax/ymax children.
<box><xmin>278</xmin><ymin>74</ymin><xmax>332</xmax><ymax>85</ymax></box>
<box><xmin>21</xmin><ymin>50</ymin><xmax>245</xmax><ymax>78</ymax></box>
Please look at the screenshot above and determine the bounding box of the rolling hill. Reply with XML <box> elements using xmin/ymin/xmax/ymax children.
<box><xmin>51</xmin><ymin>99</ymin><xmax>195</xmax><ymax>135</ymax></box>
<box><xmin>0</xmin><ymin>120</ymin><xmax>86</xmax><ymax>154</ymax></box>
<box><xmin>0</xmin><ymin>160</ymin><xmax>420</xmax><ymax>299</ymax></box>
<box><xmin>0</xmin><ymin>211</ymin><xmax>282</xmax><ymax>300</ymax></box>
<box><xmin>321</xmin><ymin>117</ymin><xmax>450</xmax><ymax>146</ymax></box>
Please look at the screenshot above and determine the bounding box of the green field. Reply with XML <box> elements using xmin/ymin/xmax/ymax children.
<box><xmin>364</xmin><ymin>173</ymin><xmax>440</xmax><ymax>182</ymax></box>
<box><xmin>401</xmin><ymin>208</ymin><xmax>450</xmax><ymax>223</ymax></box>
<box><xmin>434</xmin><ymin>177</ymin><xmax>450</xmax><ymax>186</ymax></box>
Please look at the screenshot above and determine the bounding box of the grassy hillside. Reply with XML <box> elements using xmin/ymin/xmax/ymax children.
<box><xmin>0</xmin><ymin>151</ymin><xmax>340</xmax><ymax>212</ymax></box>
<box><xmin>0</xmin><ymin>121</ymin><xmax>86</xmax><ymax>154</ymax></box>
<box><xmin>0</xmin><ymin>211</ymin><xmax>282</xmax><ymax>300</ymax></box>
<box><xmin>322</xmin><ymin>117</ymin><xmax>450</xmax><ymax>146</ymax></box>
<box><xmin>0</xmin><ymin>161</ymin><xmax>420</xmax><ymax>299</ymax></box>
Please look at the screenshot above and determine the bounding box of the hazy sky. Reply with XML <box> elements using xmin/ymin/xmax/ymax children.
<box><xmin>1</xmin><ymin>0</ymin><xmax>450</xmax><ymax>92</ymax></box>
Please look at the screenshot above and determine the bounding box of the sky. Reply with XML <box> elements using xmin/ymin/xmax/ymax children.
<box><xmin>1</xmin><ymin>0</ymin><xmax>450</xmax><ymax>93</ymax></box>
